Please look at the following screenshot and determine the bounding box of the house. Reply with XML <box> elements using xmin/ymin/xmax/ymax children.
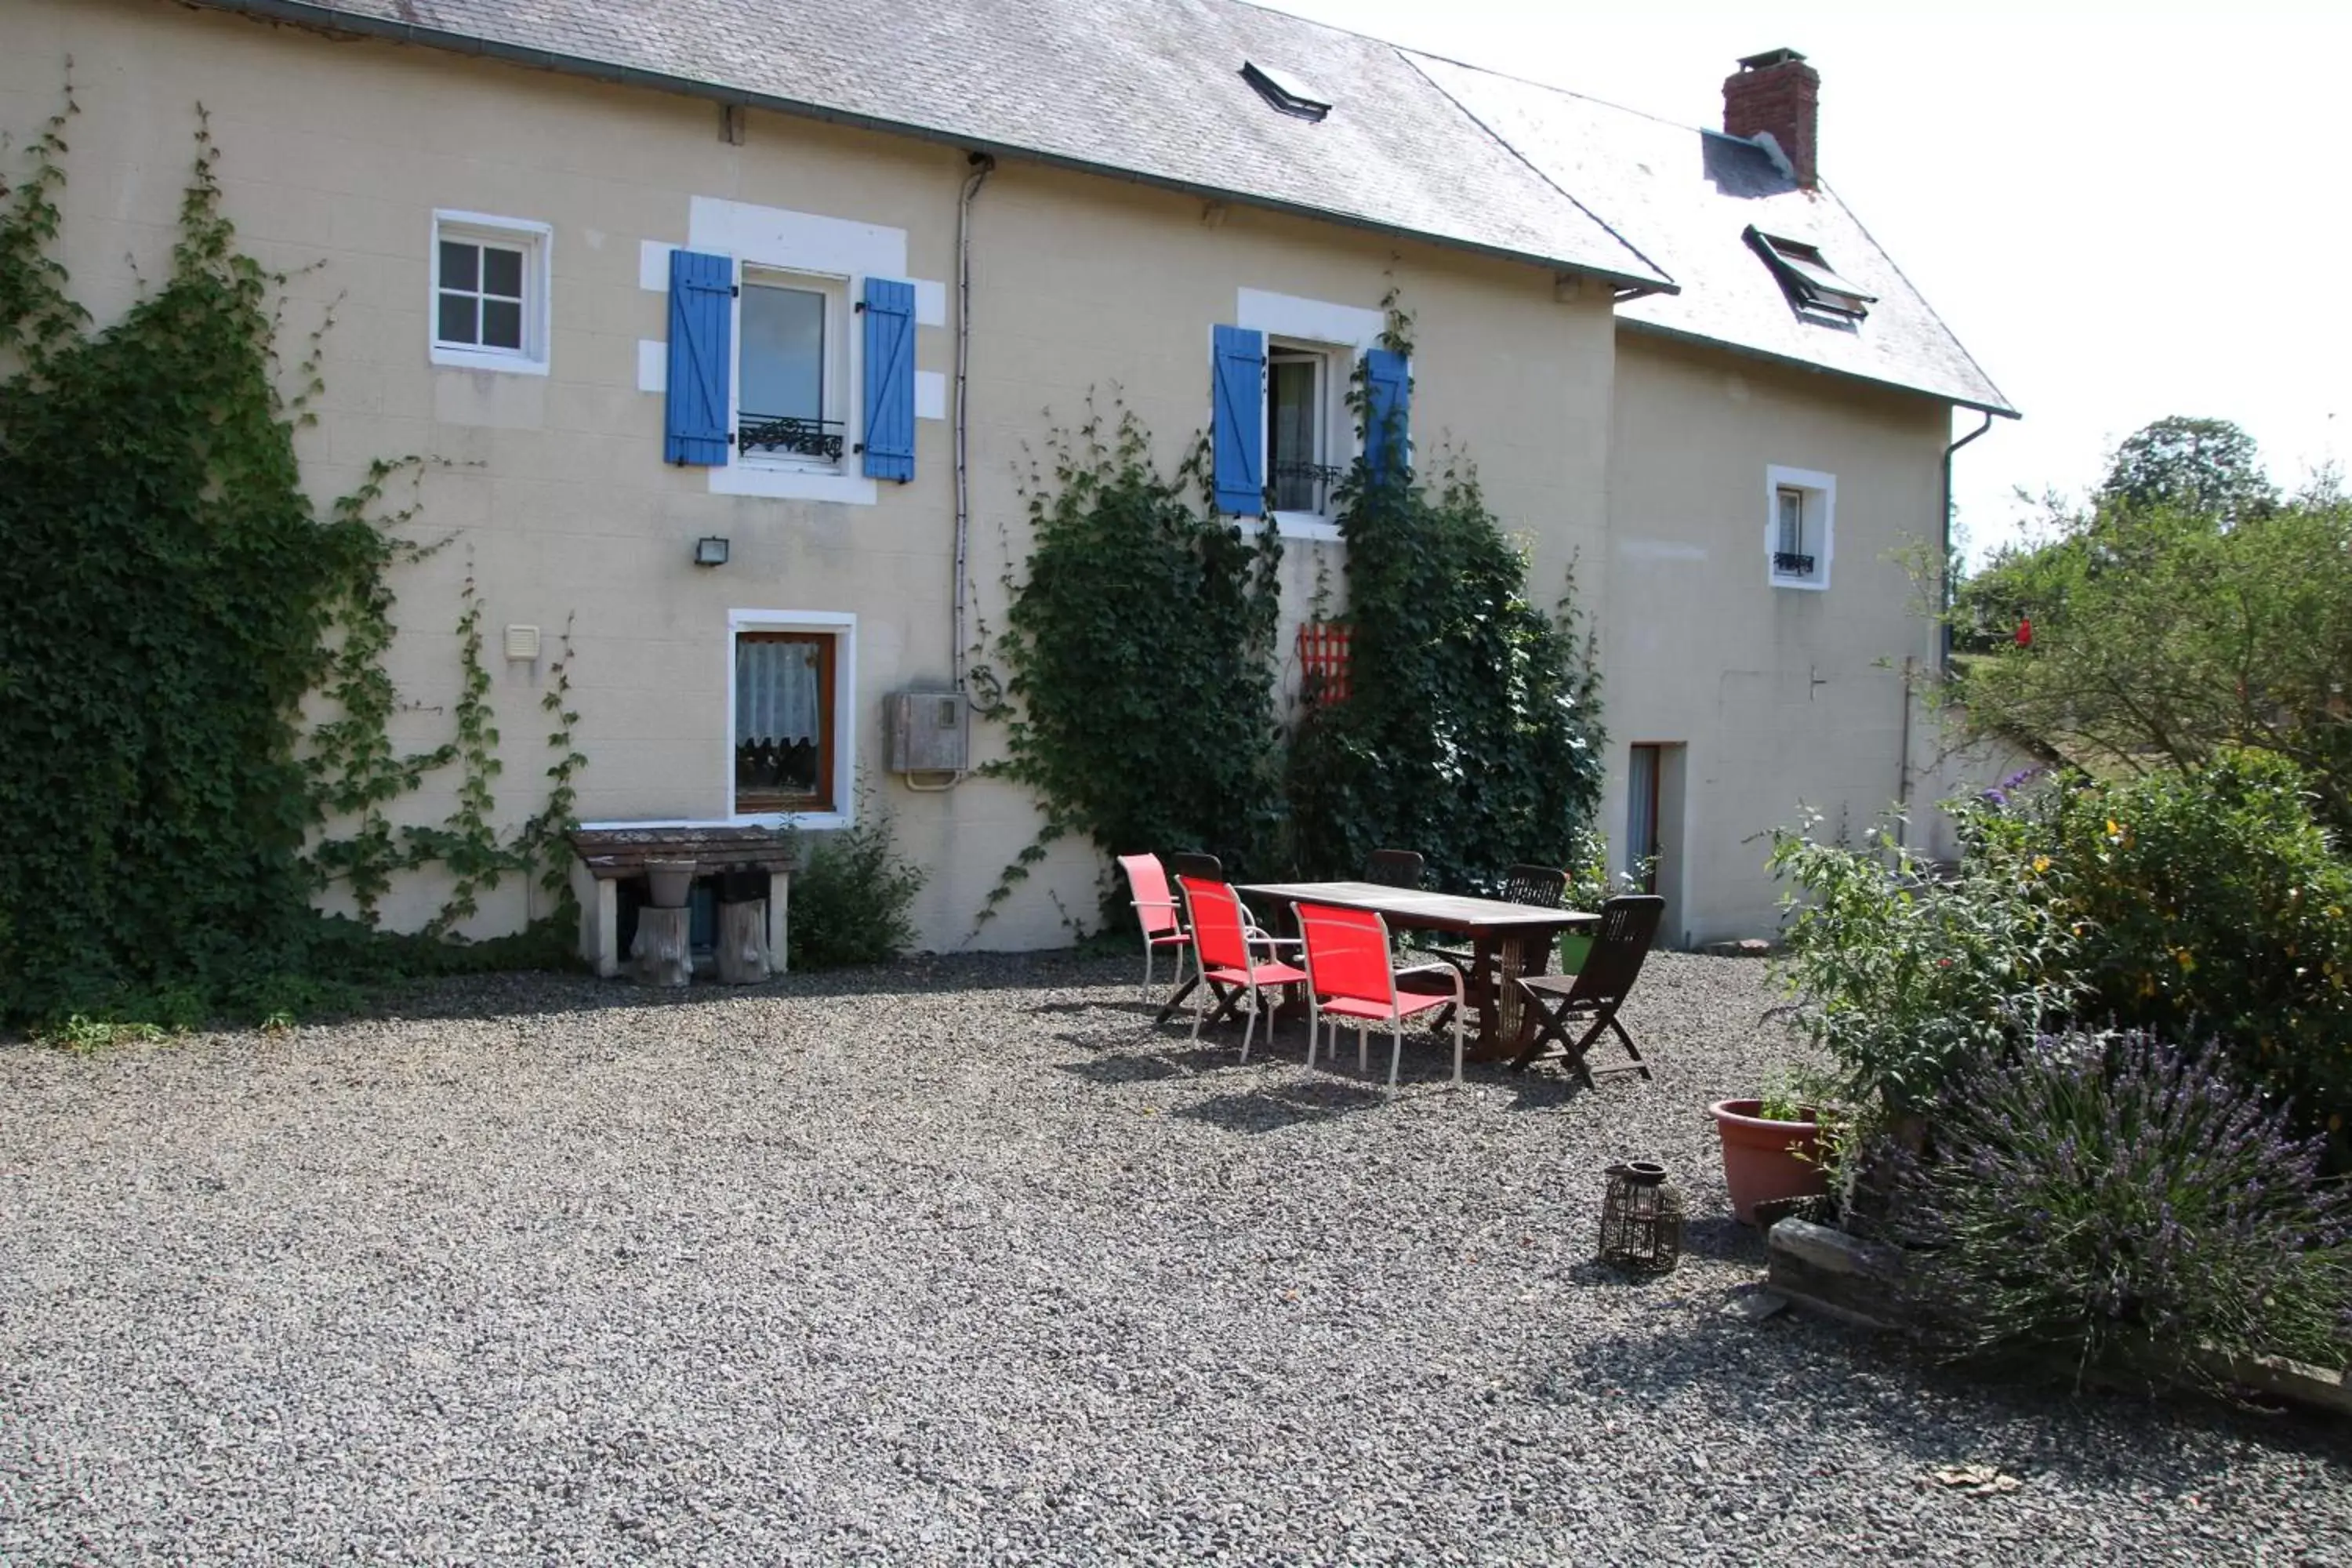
<box><xmin>0</xmin><ymin>0</ymin><xmax>2016</xmax><ymax>956</ymax></box>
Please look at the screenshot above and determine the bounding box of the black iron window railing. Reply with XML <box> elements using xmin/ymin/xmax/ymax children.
<box><xmin>1269</xmin><ymin>460</ymin><xmax>1347</xmax><ymax>514</ymax></box>
<box><xmin>736</xmin><ymin>412</ymin><xmax>847</xmax><ymax>462</ymax></box>
<box><xmin>1773</xmin><ymin>550</ymin><xmax>1817</xmax><ymax>577</ymax></box>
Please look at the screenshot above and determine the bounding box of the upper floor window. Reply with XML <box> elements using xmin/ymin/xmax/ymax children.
<box><xmin>431</xmin><ymin>212</ymin><xmax>550</xmax><ymax>373</ymax></box>
<box><xmin>1766</xmin><ymin>465</ymin><xmax>1835</xmax><ymax>590</ymax></box>
<box><xmin>1267</xmin><ymin>344</ymin><xmax>1343</xmax><ymax>516</ymax></box>
<box><xmin>737</xmin><ymin>270</ymin><xmax>849</xmax><ymax>470</ymax></box>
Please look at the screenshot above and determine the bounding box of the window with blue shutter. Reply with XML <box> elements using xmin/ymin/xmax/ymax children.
<box><xmin>666</xmin><ymin>249</ymin><xmax>734</xmax><ymax>466</ymax></box>
<box><xmin>860</xmin><ymin>277</ymin><xmax>916</xmax><ymax>483</ymax></box>
<box><xmin>1211</xmin><ymin>325</ymin><xmax>1265</xmax><ymax>516</ymax></box>
<box><xmin>1363</xmin><ymin>347</ymin><xmax>1410</xmax><ymax>481</ymax></box>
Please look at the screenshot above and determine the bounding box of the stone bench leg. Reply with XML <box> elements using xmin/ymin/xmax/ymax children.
<box><xmin>572</xmin><ymin>858</ymin><xmax>622</xmax><ymax>979</ymax></box>
<box><xmin>768</xmin><ymin>869</ymin><xmax>790</xmax><ymax>975</ymax></box>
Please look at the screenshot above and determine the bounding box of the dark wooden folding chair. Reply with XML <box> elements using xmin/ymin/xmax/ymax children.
<box><xmin>1509</xmin><ymin>895</ymin><xmax>1665</xmax><ymax>1084</ymax></box>
<box><xmin>1417</xmin><ymin>863</ymin><xmax>1566</xmax><ymax>1030</ymax></box>
<box><xmin>1362</xmin><ymin>848</ymin><xmax>1425</xmax><ymax>889</ymax></box>
<box><xmin>1154</xmin><ymin>852</ymin><xmax>1226</xmax><ymax>1022</ymax></box>
<box><xmin>1167</xmin><ymin>851</ymin><xmax>1224</xmax><ymax>883</ymax></box>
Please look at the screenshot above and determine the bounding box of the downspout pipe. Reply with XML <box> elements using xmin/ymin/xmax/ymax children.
<box><xmin>1898</xmin><ymin>408</ymin><xmax>1998</xmax><ymax>844</ymax></box>
<box><xmin>952</xmin><ymin>152</ymin><xmax>995</xmax><ymax>703</ymax></box>
<box><xmin>1939</xmin><ymin>410</ymin><xmax>1997</xmax><ymax>676</ymax></box>
<box><xmin>907</xmin><ymin>151</ymin><xmax>993</xmax><ymax>796</ymax></box>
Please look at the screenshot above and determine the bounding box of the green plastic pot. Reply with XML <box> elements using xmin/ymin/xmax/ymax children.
<box><xmin>1558</xmin><ymin>930</ymin><xmax>1593</xmax><ymax>974</ymax></box>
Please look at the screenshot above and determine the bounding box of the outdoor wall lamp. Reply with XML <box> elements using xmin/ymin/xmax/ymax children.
<box><xmin>693</xmin><ymin>535</ymin><xmax>730</xmax><ymax>567</ymax></box>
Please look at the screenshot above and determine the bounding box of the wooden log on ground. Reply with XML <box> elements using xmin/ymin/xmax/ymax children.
<box><xmin>630</xmin><ymin>906</ymin><xmax>692</xmax><ymax>987</ymax></box>
<box><xmin>717</xmin><ymin>898</ymin><xmax>771</xmax><ymax>985</ymax></box>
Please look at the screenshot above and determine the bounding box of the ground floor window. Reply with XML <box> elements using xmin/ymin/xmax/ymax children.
<box><xmin>734</xmin><ymin>630</ymin><xmax>837</xmax><ymax>814</ymax></box>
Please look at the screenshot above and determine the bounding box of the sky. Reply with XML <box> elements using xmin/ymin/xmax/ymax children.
<box><xmin>1260</xmin><ymin>0</ymin><xmax>2352</xmax><ymax>564</ymax></box>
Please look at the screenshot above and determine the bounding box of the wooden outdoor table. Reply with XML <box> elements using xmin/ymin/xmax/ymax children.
<box><xmin>1233</xmin><ymin>881</ymin><xmax>1598</xmax><ymax>1061</ymax></box>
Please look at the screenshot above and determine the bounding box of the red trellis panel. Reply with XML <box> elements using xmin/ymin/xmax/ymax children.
<box><xmin>1298</xmin><ymin>620</ymin><xmax>1352</xmax><ymax>705</ymax></box>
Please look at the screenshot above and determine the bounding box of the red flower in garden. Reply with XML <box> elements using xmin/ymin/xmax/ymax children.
<box><xmin>2016</xmin><ymin>617</ymin><xmax>2033</xmax><ymax>648</ymax></box>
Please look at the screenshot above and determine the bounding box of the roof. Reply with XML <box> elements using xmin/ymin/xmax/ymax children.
<box><xmin>187</xmin><ymin>0</ymin><xmax>2013</xmax><ymax>416</ymax></box>
<box><xmin>1405</xmin><ymin>53</ymin><xmax>2016</xmax><ymax>416</ymax></box>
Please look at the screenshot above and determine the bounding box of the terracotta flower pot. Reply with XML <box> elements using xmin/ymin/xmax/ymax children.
<box><xmin>1710</xmin><ymin>1098</ymin><xmax>1828</xmax><ymax>1224</ymax></box>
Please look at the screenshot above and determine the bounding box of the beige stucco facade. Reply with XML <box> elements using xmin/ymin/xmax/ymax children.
<box><xmin>5</xmin><ymin>0</ymin><xmax>1987</xmax><ymax>956</ymax></box>
<box><xmin>1602</xmin><ymin>333</ymin><xmax>1956</xmax><ymax>945</ymax></box>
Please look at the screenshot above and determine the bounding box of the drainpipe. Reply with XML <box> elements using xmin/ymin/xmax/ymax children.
<box><xmin>1939</xmin><ymin>410</ymin><xmax>1996</xmax><ymax>677</ymax></box>
<box><xmin>1896</xmin><ymin>408</ymin><xmax>1997</xmax><ymax>846</ymax></box>
<box><xmin>952</xmin><ymin>152</ymin><xmax>996</xmax><ymax>705</ymax></box>
<box><xmin>909</xmin><ymin>152</ymin><xmax>994</xmax><ymax>795</ymax></box>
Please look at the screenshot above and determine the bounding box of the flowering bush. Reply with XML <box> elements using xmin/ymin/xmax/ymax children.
<box><xmin>1876</xmin><ymin>1031</ymin><xmax>2352</xmax><ymax>1383</ymax></box>
<box><xmin>2005</xmin><ymin>753</ymin><xmax>2352</xmax><ymax>1159</ymax></box>
<box><xmin>1766</xmin><ymin>806</ymin><xmax>2081</xmax><ymax>1111</ymax></box>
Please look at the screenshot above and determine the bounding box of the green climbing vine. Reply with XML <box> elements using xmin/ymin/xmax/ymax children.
<box><xmin>971</xmin><ymin>397</ymin><xmax>1286</xmax><ymax>927</ymax></box>
<box><xmin>0</xmin><ymin>82</ymin><xmax>582</xmax><ymax>1027</ymax></box>
<box><xmin>979</xmin><ymin>287</ymin><xmax>1605</xmax><ymax>930</ymax></box>
<box><xmin>1287</xmin><ymin>287</ymin><xmax>1606</xmax><ymax>889</ymax></box>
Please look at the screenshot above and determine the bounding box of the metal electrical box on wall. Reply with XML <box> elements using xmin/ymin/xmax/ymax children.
<box><xmin>885</xmin><ymin>690</ymin><xmax>967</xmax><ymax>773</ymax></box>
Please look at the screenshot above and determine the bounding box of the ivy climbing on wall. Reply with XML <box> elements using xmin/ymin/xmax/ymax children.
<box><xmin>1287</xmin><ymin>291</ymin><xmax>1606</xmax><ymax>890</ymax></box>
<box><xmin>973</xmin><ymin>401</ymin><xmax>1287</xmax><ymax>927</ymax></box>
<box><xmin>0</xmin><ymin>84</ymin><xmax>580</xmax><ymax>1026</ymax></box>
<box><xmin>980</xmin><ymin>289</ymin><xmax>1606</xmax><ymax>931</ymax></box>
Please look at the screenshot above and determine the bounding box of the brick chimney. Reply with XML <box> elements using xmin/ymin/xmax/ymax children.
<box><xmin>1722</xmin><ymin>48</ymin><xmax>1819</xmax><ymax>189</ymax></box>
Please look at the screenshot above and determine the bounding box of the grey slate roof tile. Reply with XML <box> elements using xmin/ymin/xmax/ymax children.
<box><xmin>1406</xmin><ymin>52</ymin><xmax>2015</xmax><ymax>415</ymax></box>
<box><xmin>227</xmin><ymin>0</ymin><xmax>1670</xmax><ymax>289</ymax></box>
<box><xmin>194</xmin><ymin>0</ymin><xmax>2011</xmax><ymax>414</ymax></box>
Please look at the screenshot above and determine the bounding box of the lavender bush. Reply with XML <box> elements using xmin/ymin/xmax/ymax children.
<box><xmin>1877</xmin><ymin>1031</ymin><xmax>2352</xmax><ymax>1385</ymax></box>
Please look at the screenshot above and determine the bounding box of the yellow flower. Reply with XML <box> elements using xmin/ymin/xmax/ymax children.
<box><xmin>2032</xmin><ymin>855</ymin><xmax>2052</xmax><ymax>874</ymax></box>
<box><xmin>2174</xmin><ymin>948</ymin><xmax>2196</xmax><ymax>973</ymax></box>
<box><xmin>2107</xmin><ymin>818</ymin><xmax>2122</xmax><ymax>837</ymax></box>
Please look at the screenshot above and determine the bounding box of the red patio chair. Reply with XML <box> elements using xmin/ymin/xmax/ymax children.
<box><xmin>1296</xmin><ymin>901</ymin><xmax>1466</xmax><ymax>1094</ymax></box>
<box><xmin>1175</xmin><ymin>875</ymin><xmax>1306</xmax><ymax>1062</ymax></box>
<box><xmin>1116</xmin><ymin>853</ymin><xmax>1192</xmax><ymax>1007</ymax></box>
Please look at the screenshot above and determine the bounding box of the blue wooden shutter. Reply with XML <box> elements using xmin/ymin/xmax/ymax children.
<box><xmin>665</xmin><ymin>249</ymin><xmax>733</xmax><ymax>466</ymax></box>
<box><xmin>1211</xmin><ymin>325</ymin><xmax>1265</xmax><ymax>516</ymax></box>
<box><xmin>860</xmin><ymin>277</ymin><xmax>917</xmax><ymax>482</ymax></box>
<box><xmin>1363</xmin><ymin>347</ymin><xmax>1410</xmax><ymax>481</ymax></box>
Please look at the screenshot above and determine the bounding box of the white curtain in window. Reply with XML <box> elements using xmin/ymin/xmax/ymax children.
<box><xmin>735</xmin><ymin>639</ymin><xmax>822</xmax><ymax>745</ymax></box>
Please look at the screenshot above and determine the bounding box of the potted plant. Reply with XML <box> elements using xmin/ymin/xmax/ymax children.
<box><xmin>1561</xmin><ymin>827</ymin><xmax>1652</xmax><ymax>973</ymax></box>
<box><xmin>1710</xmin><ymin>1076</ymin><xmax>1827</xmax><ymax>1224</ymax></box>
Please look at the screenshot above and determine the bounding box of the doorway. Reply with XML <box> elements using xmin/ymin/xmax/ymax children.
<box><xmin>1626</xmin><ymin>742</ymin><xmax>1687</xmax><ymax>945</ymax></box>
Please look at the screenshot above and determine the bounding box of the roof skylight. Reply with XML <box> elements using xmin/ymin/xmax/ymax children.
<box><xmin>1745</xmin><ymin>227</ymin><xmax>1875</xmax><ymax>321</ymax></box>
<box><xmin>1242</xmin><ymin>61</ymin><xmax>1330</xmax><ymax>122</ymax></box>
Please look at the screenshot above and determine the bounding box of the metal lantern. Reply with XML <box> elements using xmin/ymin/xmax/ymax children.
<box><xmin>1597</xmin><ymin>1160</ymin><xmax>1686</xmax><ymax>1274</ymax></box>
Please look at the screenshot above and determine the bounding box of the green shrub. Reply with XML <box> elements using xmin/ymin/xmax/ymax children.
<box><xmin>2018</xmin><ymin>753</ymin><xmax>2352</xmax><ymax>1148</ymax></box>
<box><xmin>786</xmin><ymin>811</ymin><xmax>925</xmax><ymax>969</ymax></box>
<box><xmin>1767</xmin><ymin>806</ymin><xmax>2082</xmax><ymax>1111</ymax></box>
<box><xmin>1877</xmin><ymin>1031</ymin><xmax>2352</xmax><ymax>1384</ymax></box>
<box><xmin>1284</xmin><ymin>458</ymin><xmax>1605</xmax><ymax>890</ymax></box>
<box><xmin>981</xmin><ymin>405</ymin><xmax>1285</xmax><ymax>927</ymax></box>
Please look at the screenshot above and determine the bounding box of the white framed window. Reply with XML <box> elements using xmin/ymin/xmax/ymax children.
<box><xmin>1765</xmin><ymin>465</ymin><xmax>1835</xmax><ymax>590</ymax></box>
<box><xmin>1235</xmin><ymin>289</ymin><xmax>1385</xmax><ymax>542</ymax></box>
<box><xmin>734</xmin><ymin>267</ymin><xmax>851</xmax><ymax>474</ymax></box>
<box><xmin>1265</xmin><ymin>342</ymin><xmax>1349</xmax><ymax>524</ymax></box>
<box><xmin>727</xmin><ymin>609</ymin><xmax>855</xmax><ymax>831</ymax></box>
<box><xmin>430</xmin><ymin>212</ymin><xmax>550</xmax><ymax>373</ymax></box>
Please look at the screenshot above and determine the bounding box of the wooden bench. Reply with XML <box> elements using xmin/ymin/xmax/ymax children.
<box><xmin>566</xmin><ymin>826</ymin><xmax>797</xmax><ymax>979</ymax></box>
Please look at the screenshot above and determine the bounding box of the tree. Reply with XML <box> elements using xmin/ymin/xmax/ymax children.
<box><xmin>1950</xmin><ymin>492</ymin><xmax>2352</xmax><ymax>834</ymax></box>
<box><xmin>2098</xmin><ymin>415</ymin><xmax>2276</xmax><ymax>521</ymax></box>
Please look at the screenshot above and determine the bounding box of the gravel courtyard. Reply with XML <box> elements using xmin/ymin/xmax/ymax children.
<box><xmin>3</xmin><ymin>951</ymin><xmax>2346</xmax><ymax>1565</ymax></box>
